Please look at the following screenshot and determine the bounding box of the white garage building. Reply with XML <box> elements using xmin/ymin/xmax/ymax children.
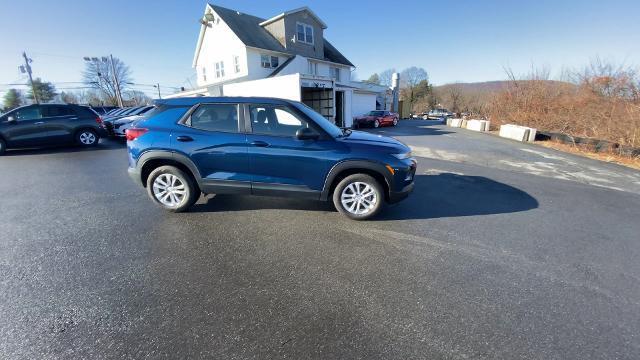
<box><xmin>167</xmin><ymin>4</ymin><xmax>389</xmax><ymax>128</ymax></box>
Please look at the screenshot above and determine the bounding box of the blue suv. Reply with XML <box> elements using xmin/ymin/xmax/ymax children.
<box><xmin>126</xmin><ymin>97</ymin><xmax>416</xmax><ymax>220</ymax></box>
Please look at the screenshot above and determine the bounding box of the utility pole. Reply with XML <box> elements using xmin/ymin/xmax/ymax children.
<box><xmin>22</xmin><ymin>51</ymin><xmax>39</xmax><ymax>104</ymax></box>
<box><xmin>155</xmin><ymin>83</ymin><xmax>161</xmax><ymax>99</ymax></box>
<box><xmin>109</xmin><ymin>54</ymin><xmax>124</xmax><ymax>107</ymax></box>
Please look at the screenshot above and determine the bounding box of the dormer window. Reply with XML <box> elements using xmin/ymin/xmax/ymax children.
<box><xmin>296</xmin><ymin>22</ymin><xmax>314</xmax><ymax>45</ymax></box>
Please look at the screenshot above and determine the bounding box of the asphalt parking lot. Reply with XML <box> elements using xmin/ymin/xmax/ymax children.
<box><xmin>2</xmin><ymin>120</ymin><xmax>640</xmax><ymax>359</ymax></box>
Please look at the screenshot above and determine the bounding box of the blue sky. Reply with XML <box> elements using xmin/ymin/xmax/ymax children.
<box><xmin>1</xmin><ymin>0</ymin><xmax>639</xmax><ymax>98</ymax></box>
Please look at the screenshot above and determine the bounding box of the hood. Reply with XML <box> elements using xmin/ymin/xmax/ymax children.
<box><xmin>339</xmin><ymin>130</ymin><xmax>407</xmax><ymax>147</ymax></box>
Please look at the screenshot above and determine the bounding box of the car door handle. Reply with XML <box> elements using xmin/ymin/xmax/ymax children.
<box><xmin>34</xmin><ymin>121</ymin><xmax>44</xmax><ymax>125</ymax></box>
<box><xmin>250</xmin><ymin>141</ymin><xmax>269</xmax><ymax>147</ymax></box>
<box><xmin>176</xmin><ymin>135</ymin><xmax>194</xmax><ymax>142</ymax></box>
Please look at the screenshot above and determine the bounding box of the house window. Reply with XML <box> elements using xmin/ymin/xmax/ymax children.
<box><xmin>215</xmin><ymin>61</ymin><xmax>224</xmax><ymax>78</ymax></box>
<box><xmin>261</xmin><ymin>54</ymin><xmax>279</xmax><ymax>68</ymax></box>
<box><xmin>202</xmin><ymin>66</ymin><xmax>207</xmax><ymax>82</ymax></box>
<box><xmin>331</xmin><ymin>67</ymin><xmax>341</xmax><ymax>81</ymax></box>
<box><xmin>296</xmin><ymin>22</ymin><xmax>314</xmax><ymax>44</ymax></box>
<box><xmin>307</xmin><ymin>60</ymin><xmax>318</xmax><ymax>75</ymax></box>
<box><xmin>233</xmin><ymin>56</ymin><xmax>240</xmax><ymax>73</ymax></box>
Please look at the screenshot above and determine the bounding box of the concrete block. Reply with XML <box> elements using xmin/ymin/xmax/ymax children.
<box><xmin>446</xmin><ymin>118</ymin><xmax>452</xmax><ymax>126</ymax></box>
<box><xmin>483</xmin><ymin>121</ymin><xmax>491</xmax><ymax>131</ymax></box>
<box><xmin>450</xmin><ymin>118</ymin><xmax>463</xmax><ymax>127</ymax></box>
<box><xmin>499</xmin><ymin>124</ymin><xmax>530</xmax><ymax>142</ymax></box>
<box><xmin>466</xmin><ymin>119</ymin><xmax>485</xmax><ymax>132</ymax></box>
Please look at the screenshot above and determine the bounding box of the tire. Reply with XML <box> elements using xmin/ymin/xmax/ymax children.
<box><xmin>0</xmin><ymin>138</ymin><xmax>6</xmax><ymax>155</ymax></box>
<box><xmin>332</xmin><ymin>174</ymin><xmax>384</xmax><ymax>220</ymax></box>
<box><xmin>374</xmin><ymin>120</ymin><xmax>380</xmax><ymax>128</ymax></box>
<box><xmin>76</xmin><ymin>128</ymin><xmax>99</xmax><ymax>147</ymax></box>
<box><xmin>393</xmin><ymin>118</ymin><xmax>398</xmax><ymax>126</ymax></box>
<box><xmin>146</xmin><ymin>165</ymin><xmax>199</xmax><ymax>213</ymax></box>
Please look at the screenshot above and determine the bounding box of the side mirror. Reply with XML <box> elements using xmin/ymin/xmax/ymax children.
<box><xmin>7</xmin><ymin>116</ymin><xmax>16</xmax><ymax>123</ymax></box>
<box><xmin>296</xmin><ymin>127</ymin><xmax>319</xmax><ymax>141</ymax></box>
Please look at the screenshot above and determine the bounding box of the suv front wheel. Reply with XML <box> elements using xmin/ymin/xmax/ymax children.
<box><xmin>147</xmin><ymin>166</ymin><xmax>199</xmax><ymax>212</ymax></box>
<box><xmin>333</xmin><ymin>174</ymin><xmax>384</xmax><ymax>220</ymax></box>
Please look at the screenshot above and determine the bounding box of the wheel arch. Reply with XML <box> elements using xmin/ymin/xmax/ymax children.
<box><xmin>321</xmin><ymin>160</ymin><xmax>392</xmax><ymax>202</ymax></box>
<box><xmin>138</xmin><ymin>151</ymin><xmax>201</xmax><ymax>189</ymax></box>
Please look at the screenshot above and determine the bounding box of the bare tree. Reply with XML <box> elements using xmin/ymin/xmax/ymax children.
<box><xmin>124</xmin><ymin>90</ymin><xmax>152</xmax><ymax>106</ymax></box>
<box><xmin>448</xmin><ymin>86</ymin><xmax>463</xmax><ymax>113</ymax></box>
<box><xmin>379</xmin><ymin>68</ymin><xmax>396</xmax><ymax>87</ymax></box>
<box><xmin>400</xmin><ymin>67</ymin><xmax>429</xmax><ymax>110</ymax></box>
<box><xmin>82</xmin><ymin>57</ymin><xmax>132</xmax><ymax>106</ymax></box>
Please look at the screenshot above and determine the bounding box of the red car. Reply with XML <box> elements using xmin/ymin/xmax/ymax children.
<box><xmin>353</xmin><ymin>110</ymin><xmax>399</xmax><ymax>128</ymax></box>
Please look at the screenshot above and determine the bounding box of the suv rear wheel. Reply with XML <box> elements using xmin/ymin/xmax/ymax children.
<box><xmin>333</xmin><ymin>174</ymin><xmax>383</xmax><ymax>220</ymax></box>
<box><xmin>147</xmin><ymin>165</ymin><xmax>199</xmax><ymax>212</ymax></box>
<box><xmin>76</xmin><ymin>129</ymin><xmax>99</xmax><ymax>147</ymax></box>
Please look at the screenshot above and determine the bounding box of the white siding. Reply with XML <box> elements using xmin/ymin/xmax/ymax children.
<box><xmin>223</xmin><ymin>73</ymin><xmax>302</xmax><ymax>101</ymax></box>
<box><xmin>351</xmin><ymin>92</ymin><xmax>377</xmax><ymax>118</ymax></box>
<box><xmin>195</xmin><ymin>11</ymin><xmax>248</xmax><ymax>87</ymax></box>
<box><xmin>245</xmin><ymin>48</ymin><xmax>289</xmax><ymax>81</ymax></box>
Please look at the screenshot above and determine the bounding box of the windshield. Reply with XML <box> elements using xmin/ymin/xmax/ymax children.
<box><xmin>293</xmin><ymin>102</ymin><xmax>343</xmax><ymax>138</ymax></box>
<box><xmin>368</xmin><ymin>111</ymin><xmax>384</xmax><ymax>116</ymax></box>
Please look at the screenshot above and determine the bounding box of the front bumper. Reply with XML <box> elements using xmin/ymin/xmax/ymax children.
<box><xmin>387</xmin><ymin>158</ymin><xmax>416</xmax><ymax>203</ymax></box>
<box><xmin>389</xmin><ymin>181</ymin><xmax>414</xmax><ymax>203</ymax></box>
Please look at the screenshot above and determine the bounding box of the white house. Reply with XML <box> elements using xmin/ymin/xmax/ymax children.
<box><xmin>167</xmin><ymin>4</ymin><xmax>388</xmax><ymax>128</ymax></box>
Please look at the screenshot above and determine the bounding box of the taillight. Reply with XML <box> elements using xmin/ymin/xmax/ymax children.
<box><xmin>96</xmin><ymin>117</ymin><xmax>103</xmax><ymax>125</ymax></box>
<box><xmin>125</xmin><ymin>128</ymin><xmax>148</xmax><ymax>141</ymax></box>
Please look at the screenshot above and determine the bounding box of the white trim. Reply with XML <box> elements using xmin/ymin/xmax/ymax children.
<box><xmin>259</xmin><ymin>6</ymin><xmax>328</xmax><ymax>29</ymax></box>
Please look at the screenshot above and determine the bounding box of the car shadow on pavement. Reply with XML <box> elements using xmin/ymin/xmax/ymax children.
<box><xmin>189</xmin><ymin>174</ymin><xmax>538</xmax><ymax>220</ymax></box>
<box><xmin>377</xmin><ymin>174</ymin><xmax>539</xmax><ymax>221</ymax></box>
<box><xmin>0</xmin><ymin>139</ymin><xmax>125</xmax><ymax>156</ymax></box>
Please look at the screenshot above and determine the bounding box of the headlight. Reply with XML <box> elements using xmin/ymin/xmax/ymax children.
<box><xmin>392</xmin><ymin>151</ymin><xmax>412</xmax><ymax>160</ymax></box>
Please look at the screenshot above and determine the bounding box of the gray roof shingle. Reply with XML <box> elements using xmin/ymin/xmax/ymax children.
<box><xmin>210</xmin><ymin>4</ymin><xmax>354</xmax><ymax>67</ymax></box>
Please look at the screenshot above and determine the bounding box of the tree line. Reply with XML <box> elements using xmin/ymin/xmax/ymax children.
<box><xmin>2</xmin><ymin>57</ymin><xmax>151</xmax><ymax>112</ymax></box>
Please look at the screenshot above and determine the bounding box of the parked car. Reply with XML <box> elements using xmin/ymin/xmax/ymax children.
<box><xmin>126</xmin><ymin>97</ymin><xmax>416</xmax><ymax>220</ymax></box>
<box><xmin>0</xmin><ymin>104</ymin><xmax>106</xmax><ymax>154</ymax></box>
<box><xmin>426</xmin><ymin>108</ymin><xmax>453</xmax><ymax>119</ymax></box>
<box><xmin>91</xmin><ymin>106</ymin><xmax>119</xmax><ymax>115</ymax></box>
<box><xmin>353</xmin><ymin>110</ymin><xmax>399</xmax><ymax>128</ymax></box>
<box><xmin>104</xmin><ymin>106</ymin><xmax>153</xmax><ymax>136</ymax></box>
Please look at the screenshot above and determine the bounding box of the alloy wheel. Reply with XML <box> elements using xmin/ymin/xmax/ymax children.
<box><xmin>374</xmin><ymin>120</ymin><xmax>380</xmax><ymax>128</ymax></box>
<box><xmin>340</xmin><ymin>181</ymin><xmax>378</xmax><ymax>215</ymax></box>
<box><xmin>393</xmin><ymin>118</ymin><xmax>398</xmax><ymax>126</ymax></box>
<box><xmin>153</xmin><ymin>174</ymin><xmax>187</xmax><ymax>207</ymax></box>
<box><xmin>79</xmin><ymin>131</ymin><xmax>96</xmax><ymax>145</ymax></box>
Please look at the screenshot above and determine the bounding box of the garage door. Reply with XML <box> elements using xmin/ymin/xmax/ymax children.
<box><xmin>352</xmin><ymin>92</ymin><xmax>377</xmax><ymax>118</ymax></box>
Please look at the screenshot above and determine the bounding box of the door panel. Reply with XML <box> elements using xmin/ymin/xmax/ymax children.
<box><xmin>2</xmin><ymin>106</ymin><xmax>49</xmax><ymax>146</ymax></box>
<box><xmin>41</xmin><ymin>105</ymin><xmax>76</xmax><ymax>143</ymax></box>
<box><xmin>173</xmin><ymin>103</ymin><xmax>250</xmax><ymax>194</ymax></box>
<box><xmin>246</xmin><ymin>104</ymin><xmax>335</xmax><ymax>197</ymax></box>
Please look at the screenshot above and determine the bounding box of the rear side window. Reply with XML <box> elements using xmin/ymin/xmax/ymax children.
<box><xmin>188</xmin><ymin>104</ymin><xmax>239</xmax><ymax>133</ymax></box>
<box><xmin>45</xmin><ymin>105</ymin><xmax>74</xmax><ymax>117</ymax></box>
<box><xmin>73</xmin><ymin>106</ymin><xmax>99</xmax><ymax>118</ymax></box>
